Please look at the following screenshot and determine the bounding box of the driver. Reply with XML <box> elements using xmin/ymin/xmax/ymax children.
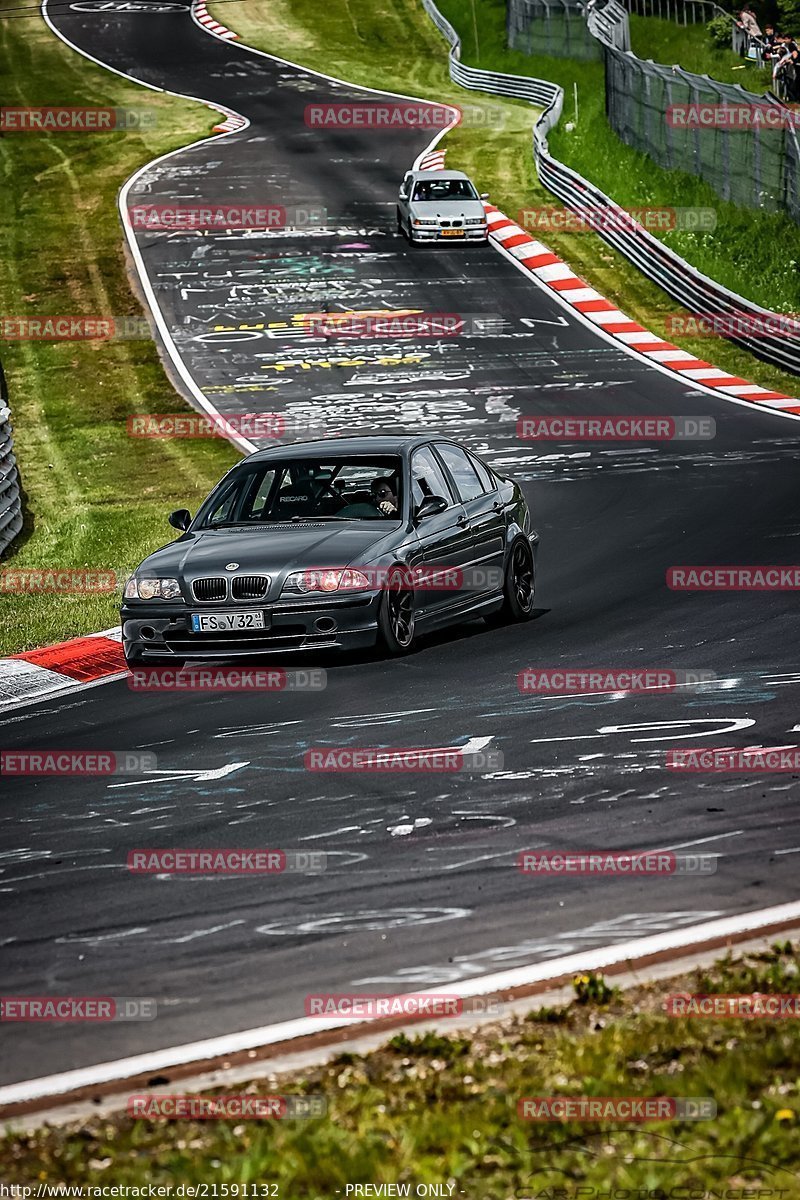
<box><xmin>370</xmin><ymin>475</ymin><xmax>399</xmax><ymax>516</ymax></box>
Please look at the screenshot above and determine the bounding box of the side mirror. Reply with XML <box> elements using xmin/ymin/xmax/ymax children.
<box><xmin>168</xmin><ymin>509</ymin><xmax>191</xmax><ymax>531</ymax></box>
<box><xmin>480</xmin><ymin>192</ymin><xmax>490</xmax><ymax>200</ymax></box>
<box><xmin>414</xmin><ymin>494</ymin><xmax>448</xmax><ymax>523</ymax></box>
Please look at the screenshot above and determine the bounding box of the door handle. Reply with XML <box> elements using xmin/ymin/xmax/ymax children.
<box><xmin>492</xmin><ymin>500</ymin><xmax>504</xmax><ymax>512</ymax></box>
<box><xmin>457</xmin><ymin>513</ymin><xmax>469</xmax><ymax>526</ymax></box>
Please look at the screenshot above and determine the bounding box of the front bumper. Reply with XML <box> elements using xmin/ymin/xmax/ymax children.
<box><xmin>121</xmin><ymin>591</ymin><xmax>382</xmax><ymax>658</ymax></box>
<box><xmin>412</xmin><ymin>224</ymin><xmax>488</xmax><ymax>242</ymax></box>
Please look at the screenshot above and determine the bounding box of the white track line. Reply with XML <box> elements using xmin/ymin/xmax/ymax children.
<box><xmin>3</xmin><ymin>899</ymin><xmax>800</xmax><ymax>1108</ymax></box>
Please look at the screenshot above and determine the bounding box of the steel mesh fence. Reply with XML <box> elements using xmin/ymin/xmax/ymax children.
<box><xmin>508</xmin><ymin>0</ymin><xmax>602</xmax><ymax>60</ymax></box>
<box><xmin>510</xmin><ymin>0</ymin><xmax>800</xmax><ymax>223</ymax></box>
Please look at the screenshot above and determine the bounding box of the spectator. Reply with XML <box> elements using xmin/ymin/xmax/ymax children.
<box><xmin>773</xmin><ymin>42</ymin><xmax>800</xmax><ymax>99</ymax></box>
<box><xmin>762</xmin><ymin>23</ymin><xmax>777</xmax><ymax>60</ymax></box>
<box><xmin>739</xmin><ymin>5</ymin><xmax>762</xmax><ymax>38</ymax></box>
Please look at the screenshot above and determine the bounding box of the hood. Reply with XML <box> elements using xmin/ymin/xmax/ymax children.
<box><xmin>138</xmin><ymin>524</ymin><xmax>399</xmax><ymax>593</ymax></box>
<box><xmin>410</xmin><ymin>199</ymin><xmax>486</xmax><ymax>220</ymax></box>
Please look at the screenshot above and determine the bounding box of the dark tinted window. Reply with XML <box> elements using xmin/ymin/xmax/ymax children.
<box><xmin>467</xmin><ymin>451</ymin><xmax>495</xmax><ymax>494</ymax></box>
<box><xmin>435</xmin><ymin>444</ymin><xmax>484</xmax><ymax>503</ymax></box>
<box><xmin>410</xmin><ymin>446</ymin><xmax>453</xmax><ymax>509</ymax></box>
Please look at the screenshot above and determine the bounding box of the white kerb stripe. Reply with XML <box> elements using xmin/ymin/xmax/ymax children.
<box><xmin>643</xmin><ymin>348</ymin><xmax>699</xmax><ymax>362</ymax></box>
<box><xmin>533</xmin><ymin>263</ymin><xmax>578</xmax><ymax>283</ymax></box>
<box><xmin>583</xmin><ymin>308</ymin><xmax>631</xmax><ymax>325</ymax></box>
<box><xmin>558</xmin><ymin>288</ymin><xmax>603</xmax><ymax>303</ymax></box>
<box><xmin>678</xmin><ymin>368</ymin><xmax>735</xmax><ymax>381</ymax></box>
<box><xmin>722</xmin><ymin>384</ymin><xmax>776</xmax><ymax>396</ymax></box>
<box><xmin>508</xmin><ymin>240</ymin><xmax>551</xmax><ymax>260</ymax></box>
<box><xmin>616</xmin><ymin>331</ymin><xmax>662</xmax><ymax>345</ymax></box>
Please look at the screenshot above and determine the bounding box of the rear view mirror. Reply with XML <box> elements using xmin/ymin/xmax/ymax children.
<box><xmin>168</xmin><ymin>509</ymin><xmax>191</xmax><ymax>531</ymax></box>
<box><xmin>480</xmin><ymin>192</ymin><xmax>490</xmax><ymax>200</ymax></box>
<box><xmin>414</xmin><ymin>495</ymin><xmax>448</xmax><ymax>523</ymax></box>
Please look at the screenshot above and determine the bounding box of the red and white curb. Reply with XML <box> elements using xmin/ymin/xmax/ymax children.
<box><xmin>485</xmin><ymin>204</ymin><xmax>800</xmax><ymax>413</ymax></box>
<box><xmin>194</xmin><ymin>0</ymin><xmax>237</xmax><ymax>41</ymax></box>
<box><xmin>0</xmin><ymin>628</ymin><xmax>125</xmax><ymax>710</ymax></box>
<box><xmin>418</xmin><ymin>148</ymin><xmax>447</xmax><ymax>171</ymax></box>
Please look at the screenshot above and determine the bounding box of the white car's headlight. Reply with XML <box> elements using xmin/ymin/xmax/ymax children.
<box><xmin>412</xmin><ymin>218</ymin><xmax>437</xmax><ymax>227</ymax></box>
<box><xmin>125</xmin><ymin>577</ymin><xmax>182</xmax><ymax>601</ymax></box>
<box><xmin>465</xmin><ymin>217</ymin><xmax>486</xmax><ymax>226</ymax></box>
<box><xmin>282</xmin><ymin>568</ymin><xmax>372</xmax><ymax>595</ymax></box>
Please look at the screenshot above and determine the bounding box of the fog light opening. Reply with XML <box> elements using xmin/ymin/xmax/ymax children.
<box><xmin>314</xmin><ymin>617</ymin><xmax>337</xmax><ymax>634</ymax></box>
<box><xmin>140</xmin><ymin>627</ymin><xmax>156</xmax><ymax>641</ymax></box>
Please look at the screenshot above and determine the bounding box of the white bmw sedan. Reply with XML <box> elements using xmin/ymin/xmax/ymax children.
<box><xmin>396</xmin><ymin>170</ymin><xmax>489</xmax><ymax>245</ymax></box>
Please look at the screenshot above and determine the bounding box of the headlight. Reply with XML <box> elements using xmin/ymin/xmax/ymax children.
<box><xmin>465</xmin><ymin>217</ymin><xmax>486</xmax><ymax>226</ymax></box>
<box><xmin>412</xmin><ymin>219</ymin><xmax>437</xmax><ymax>227</ymax></box>
<box><xmin>282</xmin><ymin>568</ymin><xmax>372</xmax><ymax>595</ymax></box>
<box><xmin>124</xmin><ymin>577</ymin><xmax>182</xmax><ymax>600</ymax></box>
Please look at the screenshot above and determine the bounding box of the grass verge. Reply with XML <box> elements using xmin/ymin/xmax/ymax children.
<box><xmin>629</xmin><ymin>12</ymin><xmax>772</xmax><ymax>87</ymax></box>
<box><xmin>3</xmin><ymin>943</ymin><xmax>800</xmax><ymax>1191</ymax></box>
<box><xmin>208</xmin><ymin>0</ymin><xmax>800</xmax><ymax>399</ymax></box>
<box><xmin>0</xmin><ymin>2</ymin><xmax>237</xmax><ymax>655</ymax></box>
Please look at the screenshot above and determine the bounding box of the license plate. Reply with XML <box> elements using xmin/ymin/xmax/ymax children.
<box><xmin>191</xmin><ymin>611</ymin><xmax>266</xmax><ymax>632</ymax></box>
<box><xmin>441</xmin><ymin>229</ymin><xmax>465</xmax><ymax>237</ymax></box>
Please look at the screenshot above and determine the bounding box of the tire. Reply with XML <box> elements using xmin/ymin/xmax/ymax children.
<box><xmin>377</xmin><ymin>569</ymin><xmax>416</xmax><ymax>655</ymax></box>
<box><xmin>485</xmin><ymin>538</ymin><xmax>535</xmax><ymax>626</ymax></box>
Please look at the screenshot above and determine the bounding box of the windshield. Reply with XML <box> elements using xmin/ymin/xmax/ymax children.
<box><xmin>196</xmin><ymin>457</ymin><xmax>404</xmax><ymax>527</ymax></box>
<box><xmin>412</xmin><ymin>178</ymin><xmax>479</xmax><ymax>203</ymax></box>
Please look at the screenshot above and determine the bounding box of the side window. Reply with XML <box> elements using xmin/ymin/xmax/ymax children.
<box><xmin>435</xmin><ymin>444</ymin><xmax>484</xmax><ymax>502</ymax></box>
<box><xmin>207</xmin><ymin>480</ymin><xmax>240</xmax><ymax>525</ymax></box>
<box><xmin>467</xmin><ymin>450</ymin><xmax>495</xmax><ymax>494</ymax></box>
<box><xmin>411</xmin><ymin>446</ymin><xmax>453</xmax><ymax>509</ymax></box>
<box><xmin>246</xmin><ymin>468</ymin><xmax>278</xmax><ymax>519</ymax></box>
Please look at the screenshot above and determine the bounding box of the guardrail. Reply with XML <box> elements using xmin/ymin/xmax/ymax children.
<box><xmin>625</xmin><ymin>0</ymin><xmax>727</xmax><ymax>23</ymax></box>
<box><xmin>0</xmin><ymin>362</ymin><xmax>23</xmax><ymax>556</ymax></box>
<box><xmin>422</xmin><ymin>0</ymin><xmax>800</xmax><ymax>376</ymax></box>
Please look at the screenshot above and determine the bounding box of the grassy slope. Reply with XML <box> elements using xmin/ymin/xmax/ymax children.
<box><xmin>4</xmin><ymin>945</ymin><xmax>800</xmax><ymax>1191</ymax></box>
<box><xmin>629</xmin><ymin>12</ymin><xmax>772</xmax><ymax>85</ymax></box>
<box><xmin>0</xmin><ymin>2</ymin><xmax>237</xmax><ymax>654</ymax></box>
<box><xmin>208</xmin><ymin>0</ymin><xmax>800</xmax><ymax>400</ymax></box>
